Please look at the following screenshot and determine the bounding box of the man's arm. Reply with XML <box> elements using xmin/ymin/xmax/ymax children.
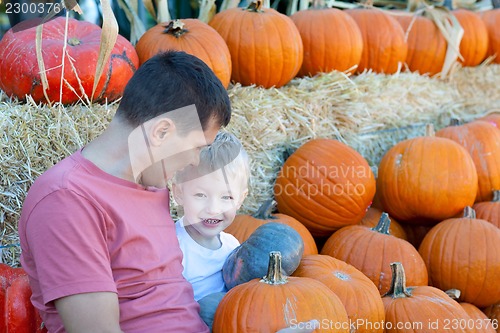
<box><xmin>54</xmin><ymin>292</ymin><xmax>123</xmax><ymax>333</ymax></box>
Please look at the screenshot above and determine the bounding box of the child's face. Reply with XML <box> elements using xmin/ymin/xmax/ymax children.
<box><xmin>175</xmin><ymin>169</ymin><xmax>247</xmax><ymax>244</ymax></box>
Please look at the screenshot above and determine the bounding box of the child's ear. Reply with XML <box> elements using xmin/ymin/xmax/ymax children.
<box><xmin>237</xmin><ymin>188</ymin><xmax>249</xmax><ymax>209</ymax></box>
<box><xmin>172</xmin><ymin>184</ymin><xmax>184</xmax><ymax>205</ymax></box>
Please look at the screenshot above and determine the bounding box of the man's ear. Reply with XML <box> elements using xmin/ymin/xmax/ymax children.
<box><xmin>150</xmin><ymin>118</ymin><xmax>175</xmax><ymax>146</ymax></box>
<box><xmin>172</xmin><ymin>183</ymin><xmax>184</xmax><ymax>205</ymax></box>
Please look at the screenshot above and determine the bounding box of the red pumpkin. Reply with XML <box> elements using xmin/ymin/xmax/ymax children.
<box><xmin>480</xmin><ymin>9</ymin><xmax>500</xmax><ymax>63</ymax></box>
<box><xmin>135</xmin><ymin>19</ymin><xmax>232</xmax><ymax>88</ymax></box>
<box><xmin>0</xmin><ymin>17</ymin><xmax>139</xmax><ymax>105</ymax></box>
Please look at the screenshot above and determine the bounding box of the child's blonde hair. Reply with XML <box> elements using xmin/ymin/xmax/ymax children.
<box><xmin>173</xmin><ymin>131</ymin><xmax>250</xmax><ymax>190</ymax></box>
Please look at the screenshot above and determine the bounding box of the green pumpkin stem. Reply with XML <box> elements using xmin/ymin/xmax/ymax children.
<box><xmin>371</xmin><ymin>212</ymin><xmax>392</xmax><ymax>235</ymax></box>
<box><xmin>445</xmin><ymin>288</ymin><xmax>461</xmax><ymax>301</ymax></box>
<box><xmin>163</xmin><ymin>20</ymin><xmax>188</xmax><ymax>38</ymax></box>
<box><xmin>253</xmin><ymin>199</ymin><xmax>277</xmax><ymax>220</ymax></box>
<box><xmin>261</xmin><ymin>251</ymin><xmax>288</xmax><ymax>285</ymax></box>
<box><xmin>247</xmin><ymin>0</ymin><xmax>263</xmax><ymax>12</ymax></box>
<box><xmin>492</xmin><ymin>190</ymin><xmax>500</xmax><ymax>202</ymax></box>
<box><xmin>463</xmin><ymin>206</ymin><xmax>476</xmax><ymax>219</ymax></box>
<box><xmin>425</xmin><ymin>123</ymin><xmax>435</xmax><ymax>137</ymax></box>
<box><xmin>449</xmin><ymin>118</ymin><xmax>461</xmax><ymax>126</ymax></box>
<box><xmin>383</xmin><ymin>262</ymin><xmax>412</xmax><ymax>298</ymax></box>
<box><xmin>67</xmin><ymin>37</ymin><xmax>81</xmax><ymax>46</ymax></box>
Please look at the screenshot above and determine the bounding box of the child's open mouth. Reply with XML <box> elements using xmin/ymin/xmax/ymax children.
<box><xmin>202</xmin><ymin>218</ymin><xmax>223</xmax><ymax>226</ymax></box>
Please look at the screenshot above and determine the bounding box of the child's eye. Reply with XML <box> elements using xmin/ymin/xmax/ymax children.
<box><xmin>194</xmin><ymin>193</ymin><xmax>206</xmax><ymax>198</ymax></box>
<box><xmin>222</xmin><ymin>195</ymin><xmax>234</xmax><ymax>200</ymax></box>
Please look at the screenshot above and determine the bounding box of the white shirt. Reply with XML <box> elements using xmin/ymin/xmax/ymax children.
<box><xmin>175</xmin><ymin>218</ymin><xmax>240</xmax><ymax>301</ymax></box>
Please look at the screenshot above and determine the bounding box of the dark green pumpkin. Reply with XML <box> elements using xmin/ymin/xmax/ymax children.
<box><xmin>198</xmin><ymin>291</ymin><xmax>226</xmax><ymax>332</ymax></box>
<box><xmin>222</xmin><ymin>222</ymin><xmax>304</xmax><ymax>290</ymax></box>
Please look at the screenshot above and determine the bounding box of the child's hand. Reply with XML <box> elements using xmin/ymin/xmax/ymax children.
<box><xmin>276</xmin><ymin>319</ymin><xmax>320</xmax><ymax>333</ymax></box>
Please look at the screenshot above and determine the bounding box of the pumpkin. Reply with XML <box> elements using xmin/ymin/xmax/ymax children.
<box><xmin>0</xmin><ymin>264</ymin><xmax>46</xmax><ymax>332</ymax></box>
<box><xmin>135</xmin><ymin>19</ymin><xmax>232</xmax><ymax>88</ymax></box>
<box><xmin>198</xmin><ymin>291</ymin><xmax>226</xmax><ymax>332</ymax></box>
<box><xmin>0</xmin><ymin>17</ymin><xmax>139</xmax><ymax>105</ymax></box>
<box><xmin>473</xmin><ymin>190</ymin><xmax>500</xmax><ymax>228</ymax></box>
<box><xmin>453</xmin><ymin>9</ymin><xmax>489</xmax><ymax>67</ymax></box>
<box><xmin>274</xmin><ymin>138</ymin><xmax>376</xmax><ymax>237</ymax></box>
<box><xmin>480</xmin><ymin>9</ymin><xmax>500</xmax><ymax>63</ymax></box>
<box><xmin>436</xmin><ymin>119</ymin><xmax>500</xmax><ymax>202</ymax></box>
<box><xmin>382</xmin><ymin>262</ymin><xmax>477</xmax><ymax>333</ymax></box>
<box><xmin>321</xmin><ymin>212</ymin><xmax>428</xmax><ymax>295</ymax></box>
<box><xmin>483</xmin><ymin>303</ymin><xmax>500</xmax><ymax>333</ymax></box>
<box><xmin>377</xmin><ymin>124</ymin><xmax>478</xmax><ymax>224</ymax></box>
<box><xmin>400</xmin><ymin>223</ymin><xmax>434</xmax><ymax>249</ymax></box>
<box><xmin>208</xmin><ymin>0</ymin><xmax>303</xmax><ymax>88</ymax></box>
<box><xmin>293</xmin><ymin>254</ymin><xmax>385</xmax><ymax>333</ymax></box>
<box><xmin>360</xmin><ymin>207</ymin><xmax>407</xmax><ymax>240</ymax></box>
<box><xmin>222</xmin><ymin>222</ymin><xmax>304</xmax><ymax>290</ymax></box>
<box><xmin>290</xmin><ymin>2</ymin><xmax>363</xmax><ymax>76</ymax></box>
<box><xmin>479</xmin><ymin>113</ymin><xmax>500</xmax><ymax>128</ymax></box>
<box><xmin>446</xmin><ymin>289</ymin><xmax>496</xmax><ymax>333</ymax></box>
<box><xmin>213</xmin><ymin>251</ymin><xmax>350</xmax><ymax>333</ymax></box>
<box><xmin>393</xmin><ymin>14</ymin><xmax>447</xmax><ymax>75</ymax></box>
<box><xmin>418</xmin><ymin>207</ymin><xmax>500</xmax><ymax>308</ymax></box>
<box><xmin>345</xmin><ymin>8</ymin><xmax>408</xmax><ymax>74</ymax></box>
<box><xmin>225</xmin><ymin>199</ymin><xmax>318</xmax><ymax>255</ymax></box>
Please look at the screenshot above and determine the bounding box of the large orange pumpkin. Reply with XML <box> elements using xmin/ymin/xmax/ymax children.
<box><xmin>135</xmin><ymin>19</ymin><xmax>232</xmax><ymax>88</ymax></box>
<box><xmin>290</xmin><ymin>5</ymin><xmax>363</xmax><ymax>76</ymax></box>
<box><xmin>225</xmin><ymin>200</ymin><xmax>318</xmax><ymax>255</ymax></box>
<box><xmin>383</xmin><ymin>262</ymin><xmax>477</xmax><ymax>333</ymax></box>
<box><xmin>213</xmin><ymin>251</ymin><xmax>350</xmax><ymax>333</ymax></box>
<box><xmin>345</xmin><ymin>8</ymin><xmax>408</xmax><ymax>74</ymax></box>
<box><xmin>453</xmin><ymin>9</ymin><xmax>489</xmax><ymax>67</ymax></box>
<box><xmin>419</xmin><ymin>207</ymin><xmax>500</xmax><ymax>308</ymax></box>
<box><xmin>436</xmin><ymin>119</ymin><xmax>500</xmax><ymax>203</ymax></box>
<box><xmin>293</xmin><ymin>254</ymin><xmax>385</xmax><ymax>333</ymax></box>
<box><xmin>377</xmin><ymin>124</ymin><xmax>478</xmax><ymax>223</ymax></box>
<box><xmin>209</xmin><ymin>1</ymin><xmax>303</xmax><ymax>88</ymax></box>
<box><xmin>480</xmin><ymin>9</ymin><xmax>500</xmax><ymax>63</ymax></box>
<box><xmin>473</xmin><ymin>190</ymin><xmax>500</xmax><ymax>229</ymax></box>
<box><xmin>321</xmin><ymin>212</ymin><xmax>428</xmax><ymax>295</ymax></box>
<box><xmin>274</xmin><ymin>138</ymin><xmax>376</xmax><ymax>237</ymax></box>
<box><xmin>0</xmin><ymin>17</ymin><xmax>138</xmax><ymax>105</ymax></box>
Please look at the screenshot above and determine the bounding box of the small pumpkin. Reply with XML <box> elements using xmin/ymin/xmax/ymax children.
<box><xmin>483</xmin><ymin>303</ymin><xmax>500</xmax><ymax>333</ymax></box>
<box><xmin>473</xmin><ymin>190</ymin><xmax>500</xmax><ymax>228</ymax></box>
<box><xmin>135</xmin><ymin>19</ymin><xmax>232</xmax><ymax>88</ymax></box>
<box><xmin>198</xmin><ymin>291</ymin><xmax>226</xmax><ymax>332</ymax></box>
<box><xmin>0</xmin><ymin>17</ymin><xmax>139</xmax><ymax>105</ymax></box>
<box><xmin>479</xmin><ymin>113</ymin><xmax>500</xmax><ymax>128</ymax></box>
<box><xmin>453</xmin><ymin>9</ymin><xmax>489</xmax><ymax>67</ymax></box>
<box><xmin>480</xmin><ymin>9</ymin><xmax>500</xmax><ymax>64</ymax></box>
<box><xmin>446</xmin><ymin>289</ymin><xmax>496</xmax><ymax>333</ymax></box>
<box><xmin>222</xmin><ymin>222</ymin><xmax>304</xmax><ymax>290</ymax></box>
<box><xmin>213</xmin><ymin>251</ymin><xmax>350</xmax><ymax>333</ymax></box>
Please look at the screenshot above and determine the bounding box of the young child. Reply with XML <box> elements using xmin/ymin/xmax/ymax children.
<box><xmin>172</xmin><ymin>131</ymin><xmax>250</xmax><ymax>301</ymax></box>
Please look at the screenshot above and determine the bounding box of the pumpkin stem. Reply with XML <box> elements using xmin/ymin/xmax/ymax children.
<box><xmin>445</xmin><ymin>289</ymin><xmax>461</xmax><ymax>301</ymax></box>
<box><xmin>463</xmin><ymin>206</ymin><xmax>476</xmax><ymax>219</ymax></box>
<box><xmin>261</xmin><ymin>251</ymin><xmax>288</xmax><ymax>285</ymax></box>
<box><xmin>425</xmin><ymin>123</ymin><xmax>435</xmax><ymax>137</ymax></box>
<box><xmin>492</xmin><ymin>190</ymin><xmax>500</xmax><ymax>202</ymax></box>
<box><xmin>311</xmin><ymin>0</ymin><xmax>326</xmax><ymax>8</ymax></box>
<box><xmin>67</xmin><ymin>37</ymin><xmax>81</xmax><ymax>46</ymax></box>
<box><xmin>247</xmin><ymin>0</ymin><xmax>263</xmax><ymax>11</ymax></box>
<box><xmin>383</xmin><ymin>262</ymin><xmax>412</xmax><ymax>298</ymax></box>
<box><xmin>163</xmin><ymin>20</ymin><xmax>188</xmax><ymax>38</ymax></box>
<box><xmin>449</xmin><ymin>118</ymin><xmax>461</xmax><ymax>126</ymax></box>
<box><xmin>253</xmin><ymin>199</ymin><xmax>277</xmax><ymax>220</ymax></box>
<box><xmin>371</xmin><ymin>212</ymin><xmax>392</xmax><ymax>235</ymax></box>
<box><xmin>443</xmin><ymin>0</ymin><xmax>455</xmax><ymax>10</ymax></box>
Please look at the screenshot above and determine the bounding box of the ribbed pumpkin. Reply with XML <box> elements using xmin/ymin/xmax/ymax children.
<box><xmin>274</xmin><ymin>138</ymin><xmax>376</xmax><ymax>237</ymax></box>
<box><xmin>446</xmin><ymin>289</ymin><xmax>497</xmax><ymax>333</ymax></box>
<box><xmin>483</xmin><ymin>303</ymin><xmax>500</xmax><ymax>333</ymax></box>
<box><xmin>135</xmin><ymin>19</ymin><xmax>232</xmax><ymax>88</ymax></box>
<box><xmin>473</xmin><ymin>190</ymin><xmax>500</xmax><ymax>228</ymax></box>
<box><xmin>293</xmin><ymin>254</ymin><xmax>385</xmax><ymax>333</ymax></box>
<box><xmin>393</xmin><ymin>14</ymin><xmax>447</xmax><ymax>75</ymax></box>
<box><xmin>225</xmin><ymin>200</ymin><xmax>318</xmax><ymax>255</ymax></box>
<box><xmin>419</xmin><ymin>207</ymin><xmax>500</xmax><ymax>308</ymax></box>
<box><xmin>377</xmin><ymin>124</ymin><xmax>478</xmax><ymax>223</ymax></box>
<box><xmin>479</xmin><ymin>113</ymin><xmax>500</xmax><ymax>128</ymax></box>
<box><xmin>383</xmin><ymin>262</ymin><xmax>477</xmax><ymax>333</ymax></box>
<box><xmin>480</xmin><ymin>9</ymin><xmax>500</xmax><ymax>63</ymax></box>
<box><xmin>360</xmin><ymin>207</ymin><xmax>407</xmax><ymax>240</ymax></box>
<box><xmin>213</xmin><ymin>252</ymin><xmax>350</xmax><ymax>333</ymax></box>
<box><xmin>321</xmin><ymin>212</ymin><xmax>428</xmax><ymax>295</ymax></box>
<box><xmin>436</xmin><ymin>119</ymin><xmax>500</xmax><ymax>202</ymax></box>
<box><xmin>290</xmin><ymin>2</ymin><xmax>363</xmax><ymax>76</ymax></box>
<box><xmin>453</xmin><ymin>9</ymin><xmax>489</xmax><ymax>67</ymax></box>
<box><xmin>400</xmin><ymin>223</ymin><xmax>433</xmax><ymax>249</ymax></box>
<box><xmin>345</xmin><ymin>8</ymin><xmax>408</xmax><ymax>74</ymax></box>
<box><xmin>209</xmin><ymin>0</ymin><xmax>303</xmax><ymax>88</ymax></box>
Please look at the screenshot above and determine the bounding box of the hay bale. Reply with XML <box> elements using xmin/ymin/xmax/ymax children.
<box><xmin>1</xmin><ymin>65</ymin><xmax>499</xmax><ymax>265</ymax></box>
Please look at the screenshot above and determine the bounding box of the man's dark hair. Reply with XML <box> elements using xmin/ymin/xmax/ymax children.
<box><xmin>116</xmin><ymin>50</ymin><xmax>231</xmax><ymax>132</ymax></box>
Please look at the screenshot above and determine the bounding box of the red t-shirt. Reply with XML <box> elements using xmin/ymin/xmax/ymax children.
<box><xmin>18</xmin><ymin>150</ymin><xmax>209</xmax><ymax>333</ymax></box>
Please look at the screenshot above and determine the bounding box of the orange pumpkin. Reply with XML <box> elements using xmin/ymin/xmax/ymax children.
<box><xmin>446</xmin><ymin>289</ymin><xmax>496</xmax><ymax>333</ymax></box>
<box><xmin>135</xmin><ymin>19</ymin><xmax>232</xmax><ymax>88</ymax></box>
<box><xmin>483</xmin><ymin>303</ymin><xmax>500</xmax><ymax>333</ymax></box>
<box><xmin>345</xmin><ymin>8</ymin><xmax>408</xmax><ymax>74</ymax></box>
<box><xmin>479</xmin><ymin>113</ymin><xmax>500</xmax><ymax>128</ymax></box>
<box><xmin>360</xmin><ymin>207</ymin><xmax>407</xmax><ymax>240</ymax></box>
<box><xmin>383</xmin><ymin>262</ymin><xmax>477</xmax><ymax>333</ymax></box>
<box><xmin>225</xmin><ymin>200</ymin><xmax>318</xmax><ymax>255</ymax></box>
<box><xmin>293</xmin><ymin>254</ymin><xmax>385</xmax><ymax>333</ymax></box>
<box><xmin>436</xmin><ymin>119</ymin><xmax>500</xmax><ymax>202</ymax></box>
<box><xmin>419</xmin><ymin>207</ymin><xmax>500</xmax><ymax>308</ymax></box>
<box><xmin>473</xmin><ymin>190</ymin><xmax>500</xmax><ymax>228</ymax></box>
<box><xmin>274</xmin><ymin>138</ymin><xmax>376</xmax><ymax>237</ymax></box>
<box><xmin>453</xmin><ymin>9</ymin><xmax>489</xmax><ymax>67</ymax></box>
<box><xmin>377</xmin><ymin>124</ymin><xmax>478</xmax><ymax>223</ymax></box>
<box><xmin>480</xmin><ymin>9</ymin><xmax>500</xmax><ymax>63</ymax></box>
<box><xmin>321</xmin><ymin>212</ymin><xmax>428</xmax><ymax>295</ymax></box>
<box><xmin>290</xmin><ymin>5</ymin><xmax>363</xmax><ymax>76</ymax></box>
<box><xmin>400</xmin><ymin>223</ymin><xmax>434</xmax><ymax>249</ymax></box>
<box><xmin>209</xmin><ymin>1</ymin><xmax>303</xmax><ymax>88</ymax></box>
<box><xmin>213</xmin><ymin>251</ymin><xmax>350</xmax><ymax>333</ymax></box>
